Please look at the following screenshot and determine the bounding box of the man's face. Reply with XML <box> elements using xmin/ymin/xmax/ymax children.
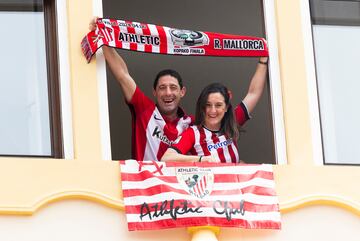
<box><xmin>153</xmin><ymin>75</ymin><xmax>186</xmax><ymax>117</ymax></box>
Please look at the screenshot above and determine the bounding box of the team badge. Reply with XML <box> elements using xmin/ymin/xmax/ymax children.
<box><xmin>176</xmin><ymin>167</ymin><xmax>214</xmax><ymax>199</ymax></box>
<box><xmin>170</xmin><ymin>29</ymin><xmax>209</xmax><ymax>47</ymax></box>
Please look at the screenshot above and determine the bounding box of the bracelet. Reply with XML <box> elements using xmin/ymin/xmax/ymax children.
<box><xmin>258</xmin><ymin>60</ymin><xmax>268</xmax><ymax>65</ymax></box>
<box><xmin>199</xmin><ymin>155</ymin><xmax>203</xmax><ymax>162</ymax></box>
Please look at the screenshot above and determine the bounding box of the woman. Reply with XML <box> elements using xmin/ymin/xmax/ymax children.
<box><xmin>161</xmin><ymin>82</ymin><xmax>247</xmax><ymax>163</ymax></box>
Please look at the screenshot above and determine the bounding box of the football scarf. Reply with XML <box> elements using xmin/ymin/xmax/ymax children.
<box><xmin>81</xmin><ymin>18</ymin><xmax>268</xmax><ymax>63</ymax></box>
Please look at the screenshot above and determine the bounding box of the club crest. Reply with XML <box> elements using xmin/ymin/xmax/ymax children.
<box><xmin>170</xmin><ymin>29</ymin><xmax>209</xmax><ymax>47</ymax></box>
<box><xmin>176</xmin><ymin>167</ymin><xmax>214</xmax><ymax>199</ymax></box>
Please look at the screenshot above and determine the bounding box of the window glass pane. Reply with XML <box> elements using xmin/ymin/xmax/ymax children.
<box><xmin>0</xmin><ymin>0</ymin><xmax>43</xmax><ymax>11</ymax></box>
<box><xmin>0</xmin><ymin>5</ymin><xmax>52</xmax><ymax>156</ymax></box>
<box><xmin>310</xmin><ymin>0</ymin><xmax>360</xmax><ymax>164</ymax></box>
<box><xmin>310</xmin><ymin>0</ymin><xmax>360</xmax><ymax>26</ymax></box>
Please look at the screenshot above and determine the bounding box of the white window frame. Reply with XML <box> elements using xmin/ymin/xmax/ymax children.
<box><xmin>263</xmin><ymin>0</ymin><xmax>287</xmax><ymax>165</ymax></box>
<box><xmin>56</xmin><ymin>0</ymin><xmax>74</xmax><ymax>159</ymax></box>
<box><xmin>300</xmin><ymin>0</ymin><xmax>325</xmax><ymax>166</ymax></box>
<box><xmin>93</xmin><ymin>0</ymin><xmax>112</xmax><ymax>160</ymax></box>
<box><xmin>93</xmin><ymin>0</ymin><xmax>288</xmax><ymax>164</ymax></box>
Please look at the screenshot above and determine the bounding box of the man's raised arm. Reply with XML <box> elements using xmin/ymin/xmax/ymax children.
<box><xmin>102</xmin><ymin>47</ymin><xmax>136</xmax><ymax>102</ymax></box>
<box><xmin>89</xmin><ymin>18</ymin><xmax>136</xmax><ymax>102</ymax></box>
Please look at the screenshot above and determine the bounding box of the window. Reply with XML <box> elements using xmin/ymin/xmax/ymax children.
<box><xmin>0</xmin><ymin>0</ymin><xmax>62</xmax><ymax>157</ymax></box>
<box><xmin>309</xmin><ymin>0</ymin><xmax>360</xmax><ymax>165</ymax></box>
<box><xmin>101</xmin><ymin>0</ymin><xmax>281</xmax><ymax>164</ymax></box>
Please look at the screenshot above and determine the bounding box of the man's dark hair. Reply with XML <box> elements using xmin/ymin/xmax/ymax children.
<box><xmin>153</xmin><ymin>69</ymin><xmax>183</xmax><ymax>90</ymax></box>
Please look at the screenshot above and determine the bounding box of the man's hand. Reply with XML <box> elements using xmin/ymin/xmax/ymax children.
<box><xmin>88</xmin><ymin>15</ymin><xmax>136</xmax><ymax>102</ymax></box>
<box><xmin>89</xmin><ymin>17</ymin><xmax>99</xmax><ymax>31</ymax></box>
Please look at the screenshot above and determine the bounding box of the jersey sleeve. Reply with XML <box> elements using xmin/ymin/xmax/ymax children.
<box><xmin>234</xmin><ymin>101</ymin><xmax>251</xmax><ymax>126</ymax></box>
<box><xmin>170</xmin><ymin>127</ymin><xmax>196</xmax><ymax>155</ymax></box>
<box><xmin>127</xmin><ymin>86</ymin><xmax>154</xmax><ymax>114</ymax></box>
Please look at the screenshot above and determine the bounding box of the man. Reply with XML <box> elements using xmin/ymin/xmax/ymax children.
<box><xmin>89</xmin><ymin>18</ymin><xmax>269</xmax><ymax>161</ymax></box>
<box><xmin>102</xmin><ymin>45</ymin><xmax>193</xmax><ymax>161</ymax></box>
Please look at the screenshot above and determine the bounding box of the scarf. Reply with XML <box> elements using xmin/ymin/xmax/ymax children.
<box><xmin>81</xmin><ymin>18</ymin><xmax>268</xmax><ymax>63</ymax></box>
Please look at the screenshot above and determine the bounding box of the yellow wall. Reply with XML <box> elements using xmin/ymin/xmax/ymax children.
<box><xmin>0</xmin><ymin>0</ymin><xmax>359</xmax><ymax>228</ymax></box>
<box><xmin>273</xmin><ymin>0</ymin><xmax>360</xmax><ymax>214</ymax></box>
<box><xmin>0</xmin><ymin>0</ymin><xmax>123</xmax><ymax>215</ymax></box>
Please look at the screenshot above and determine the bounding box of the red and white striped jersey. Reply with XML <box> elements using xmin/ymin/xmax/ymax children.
<box><xmin>128</xmin><ymin>87</ymin><xmax>193</xmax><ymax>161</ymax></box>
<box><xmin>171</xmin><ymin>126</ymin><xmax>239</xmax><ymax>163</ymax></box>
<box><xmin>171</xmin><ymin>102</ymin><xmax>250</xmax><ymax>163</ymax></box>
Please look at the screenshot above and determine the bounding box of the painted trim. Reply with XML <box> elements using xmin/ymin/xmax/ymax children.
<box><xmin>263</xmin><ymin>0</ymin><xmax>288</xmax><ymax>165</ymax></box>
<box><xmin>1</xmin><ymin>191</ymin><xmax>359</xmax><ymax>219</ymax></box>
<box><xmin>57</xmin><ymin>0</ymin><xmax>74</xmax><ymax>159</ymax></box>
<box><xmin>281</xmin><ymin>194</ymin><xmax>360</xmax><ymax>217</ymax></box>
<box><xmin>93</xmin><ymin>0</ymin><xmax>112</xmax><ymax>160</ymax></box>
<box><xmin>188</xmin><ymin>226</ymin><xmax>220</xmax><ymax>236</ymax></box>
<box><xmin>300</xmin><ymin>0</ymin><xmax>324</xmax><ymax>166</ymax></box>
<box><xmin>0</xmin><ymin>191</ymin><xmax>124</xmax><ymax>215</ymax></box>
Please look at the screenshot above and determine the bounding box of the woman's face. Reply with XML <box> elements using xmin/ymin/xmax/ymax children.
<box><xmin>204</xmin><ymin>92</ymin><xmax>228</xmax><ymax>131</ymax></box>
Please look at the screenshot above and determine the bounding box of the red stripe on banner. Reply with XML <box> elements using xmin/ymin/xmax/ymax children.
<box><xmin>122</xmin><ymin>184</ymin><xmax>188</xmax><ymax>197</ymax></box>
<box><xmin>122</xmin><ymin>171</ymin><xmax>178</xmax><ymax>182</ymax></box>
<box><xmin>211</xmin><ymin>186</ymin><xmax>276</xmax><ymax>196</ymax></box>
<box><xmin>203</xmin><ymin>175</ymin><xmax>207</xmax><ymax>190</ymax></box>
<box><xmin>121</xmin><ymin>170</ymin><xmax>274</xmax><ymax>183</ymax></box>
<box><xmin>196</xmin><ymin>176</ymin><xmax>206</xmax><ymax>195</ymax></box>
<box><xmin>195</xmin><ymin>180</ymin><xmax>201</xmax><ymax>196</ymax></box>
<box><xmin>200</xmin><ymin>176</ymin><xmax>206</xmax><ymax>194</ymax></box>
<box><xmin>124</xmin><ymin>200</ymin><xmax>279</xmax><ymax>214</ymax></box>
<box><xmin>193</xmin><ymin>185</ymin><xmax>200</xmax><ymax>196</ymax></box>
<box><xmin>155</xmin><ymin>25</ymin><xmax>167</xmax><ymax>54</ymax></box>
<box><xmin>122</xmin><ymin>183</ymin><xmax>275</xmax><ymax>198</ymax></box>
<box><xmin>240</xmin><ymin>185</ymin><xmax>277</xmax><ymax>196</ymax></box>
<box><xmin>213</xmin><ymin>171</ymin><xmax>275</xmax><ymax>182</ymax></box>
<box><xmin>127</xmin><ymin>216</ymin><xmax>281</xmax><ymax>231</ymax></box>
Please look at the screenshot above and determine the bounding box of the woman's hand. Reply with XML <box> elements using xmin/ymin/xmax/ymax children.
<box><xmin>201</xmin><ymin>156</ymin><xmax>218</xmax><ymax>163</ymax></box>
<box><xmin>259</xmin><ymin>56</ymin><xmax>268</xmax><ymax>64</ymax></box>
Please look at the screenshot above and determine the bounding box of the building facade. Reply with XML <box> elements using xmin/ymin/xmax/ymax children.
<box><xmin>0</xmin><ymin>0</ymin><xmax>359</xmax><ymax>240</ymax></box>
